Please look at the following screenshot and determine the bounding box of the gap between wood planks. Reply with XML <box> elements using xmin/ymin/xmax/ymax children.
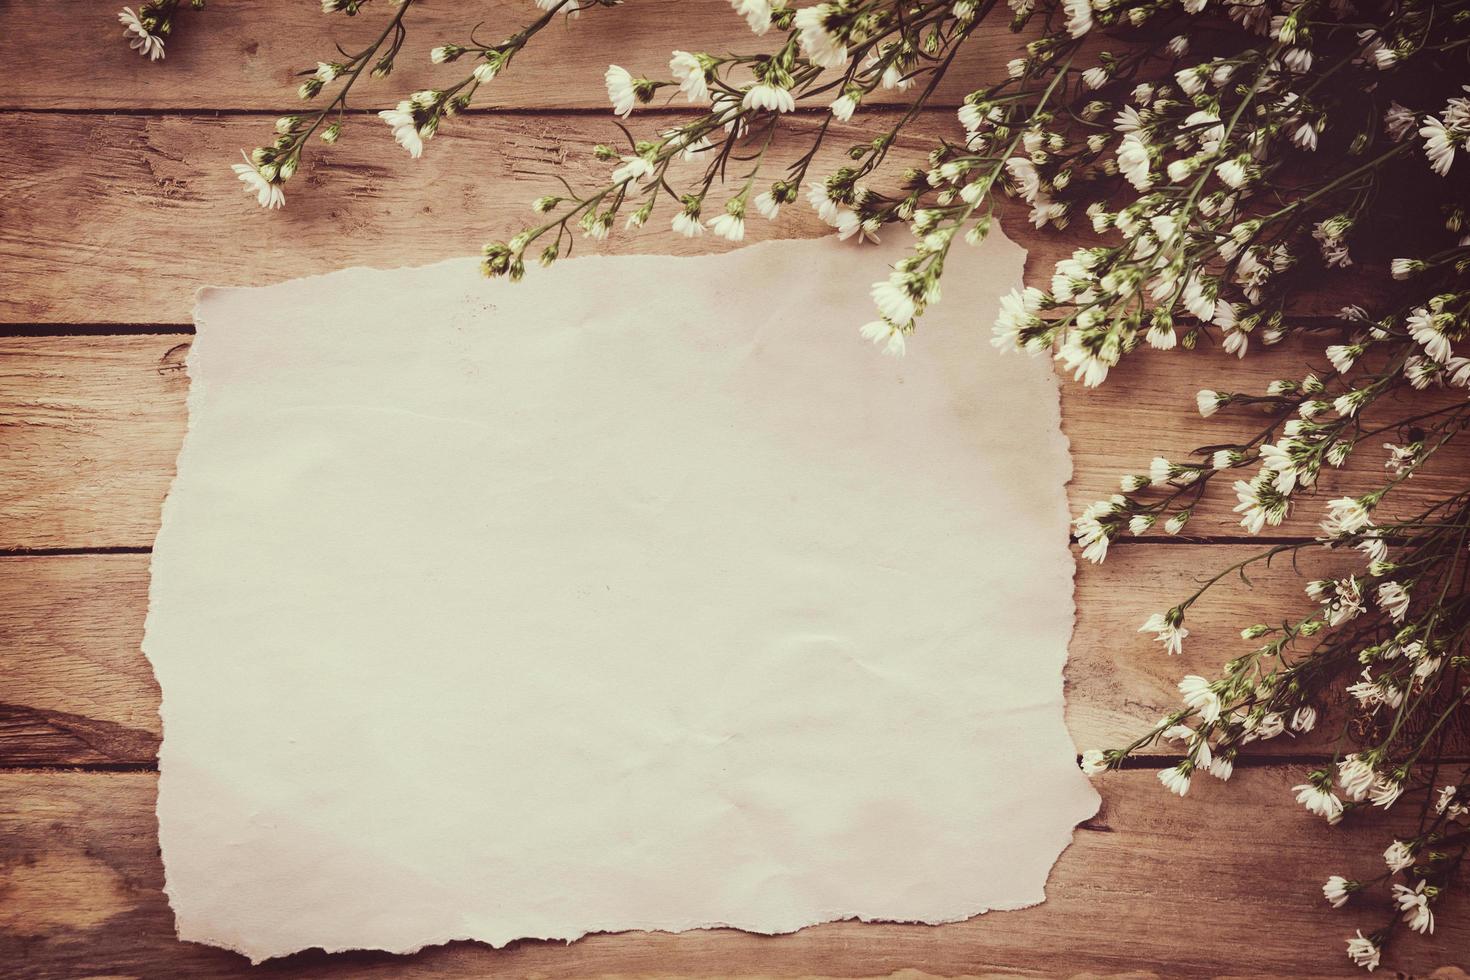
<box><xmin>1</xmin><ymin>105</ymin><xmax>942</xmax><ymax>117</ymax></box>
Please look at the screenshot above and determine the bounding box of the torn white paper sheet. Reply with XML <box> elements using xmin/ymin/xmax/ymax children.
<box><xmin>147</xmin><ymin>231</ymin><xmax>1100</xmax><ymax>963</ymax></box>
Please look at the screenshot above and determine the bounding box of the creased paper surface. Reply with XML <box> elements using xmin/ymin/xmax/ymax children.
<box><xmin>148</xmin><ymin>232</ymin><xmax>1099</xmax><ymax>963</ymax></box>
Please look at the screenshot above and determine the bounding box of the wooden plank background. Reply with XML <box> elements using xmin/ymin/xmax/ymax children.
<box><xmin>1</xmin><ymin>2</ymin><xmax>1465</xmax><ymax>976</ymax></box>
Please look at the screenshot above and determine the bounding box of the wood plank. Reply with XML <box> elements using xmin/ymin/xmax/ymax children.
<box><xmin>3</xmin><ymin>333</ymin><xmax>1465</xmax><ymax>549</ymax></box>
<box><xmin>1</xmin><ymin>768</ymin><xmax>1464</xmax><ymax>976</ymax></box>
<box><xmin>0</xmin><ymin>0</ymin><xmax>1030</xmax><ymax>111</ymax></box>
<box><xmin>0</xmin><ymin>545</ymin><xmax>1377</xmax><ymax>766</ymax></box>
<box><xmin>0</xmin><ymin>112</ymin><xmax>1378</xmax><ymax>325</ymax></box>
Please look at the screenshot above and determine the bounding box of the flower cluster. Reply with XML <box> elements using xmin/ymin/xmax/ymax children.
<box><xmin>491</xmin><ymin>0</ymin><xmax>1469</xmax><ymax>967</ymax></box>
<box><xmin>203</xmin><ymin>0</ymin><xmax>617</xmax><ymax>211</ymax></box>
<box><xmin>117</xmin><ymin>0</ymin><xmax>204</xmax><ymax>62</ymax></box>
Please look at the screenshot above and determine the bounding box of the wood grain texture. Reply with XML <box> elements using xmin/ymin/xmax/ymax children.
<box><xmin>0</xmin><ymin>545</ymin><xmax>1389</xmax><ymax>767</ymax></box>
<box><xmin>1</xmin><ymin>768</ymin><xmax>1464</xmax><ymax>977</ymax></box>
<box><xmin>0</xmin><ymin>112</ymin><xmax>1378</xmax><ymax>325</ymax></box>
<box><xmin>3</xmin><ymin>333</ymin><xmax>1465</xmax><ymax>549</ymax></box>
<box><xmin>4</xmin><ymin>10</ymin><xmax>1466</xmax><ymax>974</ymax></box>
<box><xmin>0</xmin><ymin>0</ymin><xmax>1028</xmax><ymax>111</ymax></box>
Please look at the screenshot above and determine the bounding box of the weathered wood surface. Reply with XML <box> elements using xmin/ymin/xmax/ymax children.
<box><xmin>0</xmin><ymin>545</ymin><xmax>1375</xmax><ymax>767</ymax></box>
<box><xmin>0</xmin><ymin>112</ymin><xmax>1381</xmax><ymax>325</ymax></box>
<box><xmin>3</xmin><ymin>332</ymin><xmax>1463</xmax><ymax>549</ymax></box>
<box><xmin>2</xmin><ymin>768</ymin><xmax>1465</xmax><ymax>977</ymax></box>
<box><xmin>0</xmin><ymin>0</ymin><xmax>1028</xmax><ymax>111</ymax></box>
<box><xmin>3</xmin><ymin>10</ymin><xmax>1466</xmax><ymax>977</ymax></box>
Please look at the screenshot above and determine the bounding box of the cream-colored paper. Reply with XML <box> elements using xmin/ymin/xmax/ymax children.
<box><xmin>147</xmin><ymin>232</ymin><xmax>1099</xmax><ymax>963</ymax></box>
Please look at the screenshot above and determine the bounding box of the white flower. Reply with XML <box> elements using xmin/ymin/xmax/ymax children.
<box><xmin>743</xmin><ymin>82</ymin><xmax>796</xmax><ymax>114</ymax></box>
<box><xmin>1181</xmin><ymin>276</ymin><xmax>1215</xmax><ymax>321</ymax></box>
<box><xmin>1004</xmin><ymin>157</ymin><xmax>1042</xmax><ymax>203</ymax></box>
<box><xmin>1117</xmin><ymin>133</ymin><xmax>1153</xmax><ymax>190</ymax></box>
<box><xmin>830</xmin><ymin>93</ymin><xmax>858</xmax><ymax>122</ymax></box>
<box><xmin>1408</xmin><ymin>307</ymin><xmax>1452</xmax><ymax>362</ymax></box>
<box><xmin>1347</xmin><ymin>667</ymin><xmax>1391</xmax><ymax>708</ymax></box>
<box><xmin>1283</xmin><ymin>47</ymin><xmax>1313</xmax><ymax>73</ymax></box>
<box><xmin>1157</xmin><ymin>764</ymin><xmax>1191</xmax><ymax>797</ymax></box>
<box><xmin>992</xmin><ymin>286</ymin><xmax>1045</xmax><ymax>351</ymax></box>
<box><xmin>1232</xmin><ymin>476</ymin><xmax>1288</xmax><ymax>534</ymax></box>
<box><xmin>807</xmin><ymin>182</ymin><xmax>841</xmax><ymax>224</ymax></box>
<box><xmin>669</xmin><ymin>51</ymin><xmax>709</xmax><ymax>102</ymax></box>
<box><xmin>1346</xmin><ymin>931</ymin><xmax>1380</xmax><ymax>971</ymax></box>
<box><xmin>1337</xmin><ymin>754</ymin><xmax>1377</xmax><ymax>801</ymax></box>
<box><xmin>379</xmin><ymin>101</ymin><xmax>428</xmax><ymax>158</ymax></box>
<box><xmin>119</xmin><ymin>7</ymin><xmax>165</xmax><ymax>61</ymax></box>
<box><xmin>1139</xmin><ymin>612</ymin><xmax>1188</xmax><ymax>656</ymax></box>
<box><xmin>1079</xmin><ymin>748</ymin><xmax>1108</xmax><ymax>775</ymax></box>
<box><xmin>1323</xmin><ymin>876</ymin><xmax>1352</xmax><ymax>908</ymax></box>
<box><xmin>1178</xmin><ymin>675</ymin><xmax>1220</xmax><ymax>723</ymax></box>
<box><xmin>753</xmin><ymin>191</ymin><xmax>781</xmax><ymax>220</ymax></box>
<box><xmin>793</xmin><ymin>5</ymin><xmax>849</xmax><ymax>68</ymax></box>
<box><xmin>1435</xmin><ymin>784</ymin><xmax>1468</xmax><ymax>817</ymax></box>
<box><xmin>1421</xmin><ymin>115</ymin><xmax>1457</xmax><ymax>175</ymax></box>
<box><xmin>1393</xmin><ymin>880</ymin><xmax>1434</xmax><ymax>934</ymax></box>
<box><xmin>1391</xmin><ymin>257</ymin><xmax>1420</xmax><ymax>280</ymax></box>
<box><xmin>1384</xmin><ymin>840</ymin><xmax>1415</xmax><ymax>873</ymax></box>
<box><xmin>1323</xmin><ymin>496</ymin><xmax>1373</xmax><ymax>536</ymax></box>
<box><xmin>1195</xmin><ymin>389</ymin><xmax>1223</xmax><ymax>417</ymax></box>
<box><xmin>1063</xmin><ymin>0</ymin><xmax>1093</xmax><ymax>36</ymax></box>
<box><xmin>1293</xmin><ymin>780</ymin><xmax>1344</xmax><ymax>823</ymax></box>
<box><xmin>1325</xmin><ymin>344</ymin><xmax>1359</xmax><ymax>373</ymax></box>
<box><xmin>1167</xmin><ymin>158</ymin><xmax>1196</xmax><ymax>183</ymax></box>
<box><xmin>1384</xmin><ymin>101</ymin><xmax>1417</xmax><ymax>141</ymax></box>
<box><xmin>1254</xmin><ymin>712</ymin><xmax>1286</xmax><ymax>741</ymax></box>
<box><xmin>1291</xmin><ymin>705</ymin><xmax>1318</xmax><ymax>733</ymax></box>
<box><xmin>231</xmin><ymin>152</ymin><xmax>285</xmax><ymax>209</ymax></box>
<box><xmin>1376</xmin><ymin>581</ymin><xmax>1410</xmax><ymax>622</ymax></box>
<box><xmin>1208</xmin><ymin>754</ymin><xmax>1233</xmax><ymax>781</ymax></box>
<box><xmin>1324</xmin><ymin>578</ymin><xmax>1367</xmax><ymax>627</ymax></box>
<box><xmin>671</xmin><ymin>210</ymin><xmax>704</xmax><ymax>238</ymax></box>
<box><xmin>1185</xmin><ymin>110</ymin><xmax>1225</xmax><ymax>153</ymax></box>
<box><xmin>1113</xmin><ymin>104</ymin><xmax>1145</xmax><ymax>134</ymax></box>
<box><xmin>1073</xmin><ymin>497</ymin><xmax>1121</xmax><ymax>564</ymax></box>
<box><xmin>835</xmin><ymin>209</ymin><xmax>881</xmax><ymax>244</ymax></box>
<box><xmin>872</xmin><ymin>274</ymin><xmax>920</xmax><ymax>324</ymax></box>
<box><xmin>1057</xmin><ymin>331</ymin><xmax>1114</xmax><ymax>387</ymax></box>
<box><xmin>1175</xmin><ymin>66</ymin><xmax>1206</xmax><ymax>96</ymax></box>
<box><xmin>859</xmin><ymin>320</ymin><xmax>906</xmax><ymax>356</ymax></box>
<box><xmin>730</xmin><ymin>0</ymin><xmax>774</xmax><ymax>34</ymax></box>
<box><xmin>605</xmin><ymin>65</ymin><xmax>638</xmax><ymax>117</ymax></box>
<box><xmin>1081</xmin><ymin>66</ymin><xmax>1109</xmax><ymax>90</ymax></box>
<box><xmin>610</xmin><ymin>154</ymin><xmax>655</xmax><ymax>185</ymax></box>
<box><xmin>1357</xmin><ymin>534</ymin><xmax>1389</xmax><ymax>564</ymax></box>
<box><xmin>1215</xmin><ymin>157</ymin><xmax>1248</xmax><ymax>189</ymax></box>
<box><xmin>707</xmin><ymin>210</ymin><xmax>746</xmax><ymax>242</ymax></box>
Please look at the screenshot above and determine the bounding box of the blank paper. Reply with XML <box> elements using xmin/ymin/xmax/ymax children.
<box><xmin>145</xmin><ymin>232</ymin><xmax>1100</xmax><ymax>962</ymax></box>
